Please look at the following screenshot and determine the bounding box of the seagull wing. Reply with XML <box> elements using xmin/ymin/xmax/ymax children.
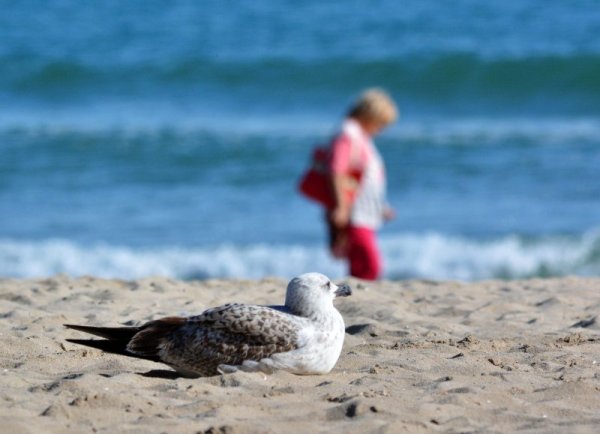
<box><xmin>127</xmin><ymin>304</ymin><xmax>302</xmax><ymax>376</ymax></box>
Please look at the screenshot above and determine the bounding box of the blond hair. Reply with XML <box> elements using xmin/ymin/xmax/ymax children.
<box><xmin>347</xmin><ymin>88</ymin><xmax>398</xmax><ymax>126</ymax></box>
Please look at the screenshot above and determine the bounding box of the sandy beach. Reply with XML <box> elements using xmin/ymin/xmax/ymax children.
<box><xmin>1</xmin><ymin>274</ymin><xmax>599</xmax><ymax>433</ymax></box>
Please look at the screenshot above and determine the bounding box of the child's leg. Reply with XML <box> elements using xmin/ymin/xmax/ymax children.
<box><xmin>347</xmin><ymin>226</ymin><xmax>381</xmax><ymax>280</ymax></box>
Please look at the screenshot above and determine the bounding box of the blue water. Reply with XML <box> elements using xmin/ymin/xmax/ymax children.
<box><xmin>2</xmin><ymin>1</ymin><xmax>600</xmax><ymax>280</ymax></box>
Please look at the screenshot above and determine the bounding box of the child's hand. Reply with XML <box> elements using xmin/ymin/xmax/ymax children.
<box><xmin>383</xmin><ymin>206</ymin><xmax>396</xmax><ymax>222</ymax></box>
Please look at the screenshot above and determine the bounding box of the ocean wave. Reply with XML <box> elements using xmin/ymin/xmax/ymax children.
<box><xmin>386</xmin><ymin>117</ymin><xmax>600</xmax><ymax>146</ymax></box>
<box><xmin>381</xmin><ymin>231</ymin><xmax>600</xmax><ymax>280</ymax></box>
<box><xmin>3</xmin><ymin>1</ymin><xmax>599</xmax><ymax>63</ymax></box>
<box><xmin>2</xmin><ymin>230</ymin><xmax>599</xmax><ymax>281</ymax></box>
<box><xmin>2</xmin><ymin>115</ymin><xmax>600</xmax><ymax>148</ymax></box>
<box><xmin>0</xmin><ymin>239</ymin><xmax>345</xmax><ymax>281</ymax></box>
<box><xmin>1</xmin><ymin>54</ymin><xmax>599</xmax><ymax>112</ymax></box>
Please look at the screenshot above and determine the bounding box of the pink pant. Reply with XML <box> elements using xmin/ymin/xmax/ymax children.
<box><xmin>347</xmin><ymin>226</ymin><xmax>381</xmax><ymax>280</ymax></box>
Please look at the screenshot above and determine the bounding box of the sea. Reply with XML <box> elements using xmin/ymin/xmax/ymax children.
<box><xmin>2</xmin><ymin>1</ymin><xmax>600</xmax><ymax>281</ymax></box>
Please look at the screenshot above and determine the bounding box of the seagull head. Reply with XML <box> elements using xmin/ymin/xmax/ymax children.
<box><xmin>285</xmin><ymin>272</ymin><xmax>351</xmax><ymax>317</ymax></box>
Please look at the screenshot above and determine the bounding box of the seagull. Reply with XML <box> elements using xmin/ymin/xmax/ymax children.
<box><xmin>65</xmin><ymin>272</ymin><xmax>351</xmax><ymax>377</ymax></box>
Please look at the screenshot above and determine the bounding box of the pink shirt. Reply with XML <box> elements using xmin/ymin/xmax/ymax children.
<box><xmin>328</xmin><ymin>118</ymin><xmax>387</xmax><ymax>230</ymax></box>
<box><xmin>329</xmin><ymin>119</ymin><xmax>370</xmax><ymax>175</ymax></box>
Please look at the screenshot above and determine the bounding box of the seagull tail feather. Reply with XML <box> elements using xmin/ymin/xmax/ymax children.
<box><xmin>64</xmin><ymin>324</ymin><xmax>140</xmax><ymax>341</ymax></box>
<box><xmin>65</xmin><ymin>323</ymin><xmax>159</xmax><ymax>361</ymax></box>
<box><xmin>127</xmin><ymin>317</ymin><xmax>187</xmax><ymax>358</ymax></box>
<box><xmin>65</xmin><ymin>338</ymin><xmax>136</xmax><ymax>357</ymax></box>
<box><xmin>65</xmin><ymin>317</ymin><xmax>187</xmax><ymax>363</ymax></box>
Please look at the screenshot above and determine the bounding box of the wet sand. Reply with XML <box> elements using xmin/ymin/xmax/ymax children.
<box><xmin>1</xmin><ymin>275</ymin><xmax>599</xmax><ymax>433</ymax></box>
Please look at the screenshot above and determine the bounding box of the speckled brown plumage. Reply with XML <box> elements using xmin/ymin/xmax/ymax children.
<box><xmin>130</xmin><ymin>304</ymin><xmax>301</xmax><ymax>376</ymax></box>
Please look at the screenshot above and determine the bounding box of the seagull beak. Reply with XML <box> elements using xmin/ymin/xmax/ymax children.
<box><xmin>334</xmin><ymin>283</ymin><xmax>352</xmax><ymax>298</ymax></box>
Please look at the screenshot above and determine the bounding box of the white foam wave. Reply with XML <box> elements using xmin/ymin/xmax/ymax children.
<box><xmin>381</xmin><ymin>230</ymin><xmax>600</xmax><ymax>280</ymax></box>
<box><xmin>0</xmin><ymin>239</ymin><xmax>345</xmax><ymax>280</ymax></box>
<box><xmin>2</xmin><ymin>111</ymin><xmax>600</xmax><ymax>146</ymax></box>
<box><xmin>389</xmin><ymin>118</ymin><xmax>600</xmax><ymax>146</ymax></box>
<box><xmin>1</xmin><ymin>231</ymin><xmax>599</xmax><ymax>281</ymax></box>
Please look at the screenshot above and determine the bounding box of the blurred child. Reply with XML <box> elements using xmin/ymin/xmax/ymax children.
<box><xmin>327</xmin><ymin>89</ymin><xmax>398</xmax><ymax>280</ymax></box>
